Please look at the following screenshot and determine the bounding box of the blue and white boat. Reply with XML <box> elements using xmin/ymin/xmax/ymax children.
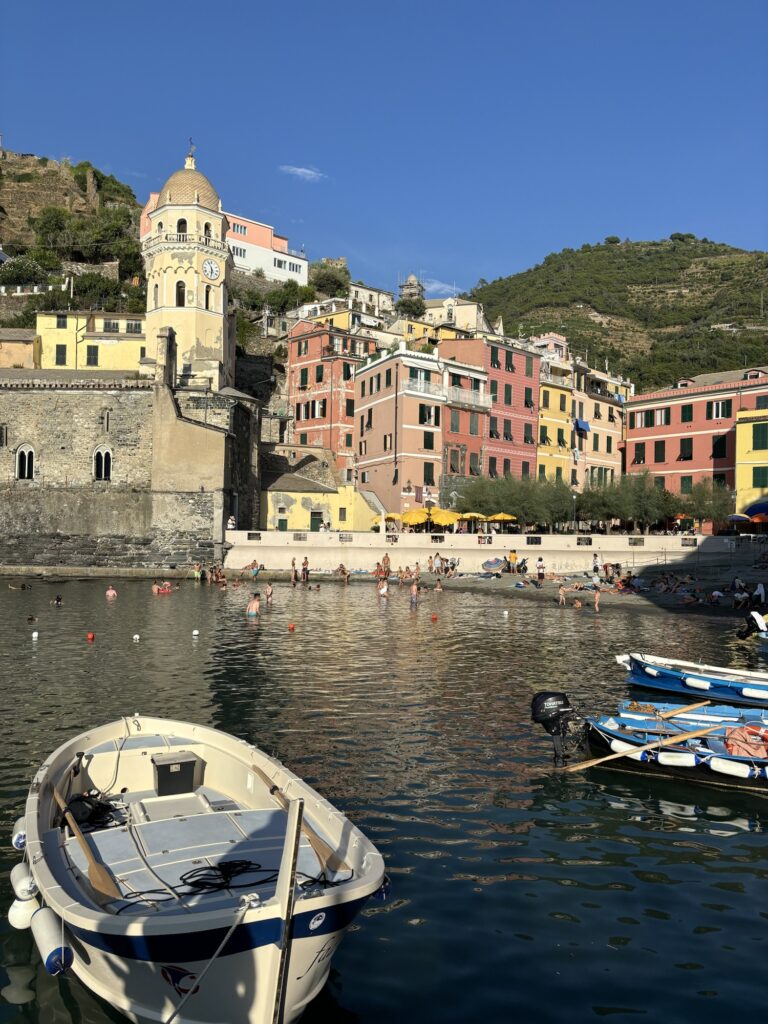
<box><xmin>10</xmin><ymin>715</ymin><xmax>386</xmax><ymax>1023</ymax></box>
<box><xmin>616</xmin><ymin>652</ymin><xmax>768</xmax><ymax>708</ymax></box>
<box><xmin>532</xmin><ymin>691</ymin><xmax>768</xmax><ymax>793</ymax></box>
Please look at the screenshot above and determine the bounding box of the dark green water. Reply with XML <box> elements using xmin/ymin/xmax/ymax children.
<box><xmin>1</xmin><ymin>578</ymin><xmax>767</xmax><ymax>1023</ymax></box>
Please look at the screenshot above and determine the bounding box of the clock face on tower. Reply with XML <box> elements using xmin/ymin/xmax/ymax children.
<box><xmin>202</xmin><ymin>259</ymin><xmax>220</xmax><ymax>281</ymax></box>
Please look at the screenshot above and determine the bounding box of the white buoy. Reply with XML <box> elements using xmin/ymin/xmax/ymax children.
<box><xmin>503</xmin><ymin>610</ymin><xmax>509</xmax><ymax>617</ymax></box>
<box><xmin>192</xmin><ymin>629</ymin><xmax>200</xmax><ymax>637</ymax></box>
<box><xmin>31</xmin><ymin>907</ymin><xmax>73</xmax><ymax>975</ymax></box>
<box><xmin>11</xmin><ymin>817</ymin><xmax>26</xmax><ymax>851</ymax></box>
<box><xmin>31</xmin><ymin>631</ymin><xmax>39</xmax><ymax>640</ymax></box>
<box><xmin>8</xmin><ymin>895</ymin><xmax>38</xmax><ymax>930</ymax></box>
<box><xmin>132</xmin><ymin>634</ymin><xmax>140</xmax><ymax>643</ymax></box>
<box><xmin>1</xmin><ymin>965</ymin><xmax>35</xmax><ymax>1005</ymax></box>
<box><xmin>10</xmin><ymin>863</ymin><xmax>38</xmax><ymax>901</ymax></box>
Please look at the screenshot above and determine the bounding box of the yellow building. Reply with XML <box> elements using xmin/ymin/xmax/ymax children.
<box><xmin>537</xmin><ymin>360</ymin><xmax>573</xmax><ymax>483</ymax></box>
<box><xmin>37</xmin><ymin>311</ymin><xmax>147</xmax><ymax>371</ymax></box>
<box><xmin>261</xmin><ymin>479</ymin><xmax>378</xmax><ymax>532</ymax></box>
<box><xmin>735</xmin><ymin>408</ymin><xmax>768</xmax><ymax>513</ymax></box>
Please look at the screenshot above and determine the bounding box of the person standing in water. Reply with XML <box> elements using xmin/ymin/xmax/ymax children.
<box><xmin>105</xmin><ymin>585</ymin><xmax>117</xmax><ymax>600</ymax></box>
<box><xmin>246</xmin><ymin>593</ymin><xmax>261</xmax><ymax>616</ymax></box>
<box><xmin>409</xmin><ymin>580</ymin><xmax>419</xmax><ymax>607</ymax></box>
<box><xmin>265</xmin><ymin>582</ymin><xmax>273</xmax><ymax>606</ymax></box>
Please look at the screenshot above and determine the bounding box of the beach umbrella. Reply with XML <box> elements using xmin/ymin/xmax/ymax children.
<box><xmin>430</xmin><ymin>508</ymin><xmax>460</xmax><ymax>527</ymax></box>
<box><xmin>385</xmin><ymin>512</ymin><xmax>402</xmax><ymax>520</ymax></box>
<box><xmin>458</xmin><ymin>512</ymin><xmax>486</xmax><ymax>520</ymax></box>
<box><xmin>727</xmin><ymin>514</ymin><xmax>751</xmax><ymax>522</ymax></box>
<box><xmin>487</xmin><ymin>512</ymin><xmax>517</xmax><ymax>522</ymax></box>
<box><xmin>402</xmin><ymin>509</ymin><xmax>429</xmax><ymax>526</ymax></box>
<box><xmin>751</xmin><ymin>514</ymin><xmax>768</xmax><ymax>523</ymax></box>
<box><xmin>745</xmin><ymin>501</ymin><xmax>768</xmax><ymax>516</ymax></box>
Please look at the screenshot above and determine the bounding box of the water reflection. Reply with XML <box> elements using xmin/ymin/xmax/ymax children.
<box><xmin>0</xmin><ymin>580</ymin><xmax>766</xmax><ymax>1021</ymax></box>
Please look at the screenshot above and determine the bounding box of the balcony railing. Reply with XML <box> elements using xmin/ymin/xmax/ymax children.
<box><xmin>142</xmin><ymin>232</ymin><xmax>229</xmax><ymax>253</ymax></box>
<box><xmin>400</xmin><ymin>379</ymin><xmax>446</xmax><ymax>399</ymax></box>
<box><xmin>447</xmin><ymin>386</ymin><xmax>491</xmax><ymax>410</ymax></box>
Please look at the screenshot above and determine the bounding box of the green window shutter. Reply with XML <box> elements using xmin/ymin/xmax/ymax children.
<box><xmin>754</xmin><ymin>423</ymin><xmax>768</xmax><ymax>450</ymax></box>
<box><xmin>705</xmin><ymin>401</ymin><xmax>713</xmax><ymax>420</ymax></box>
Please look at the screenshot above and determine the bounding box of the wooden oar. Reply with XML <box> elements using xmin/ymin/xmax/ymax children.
<box><xmin>564</xmin><ymin>725</ymin><xmax>720</xmax><ymax>773</ymax></box>
<box><xmin>658</xmin><ymin>700</ymin><xmax>711</xmax><ymax>719</ymax></box>
<box><xmin>250</xmin><ymin>763</ymin><xmax>349</xmax><ymax>874</ymax></box>
<box><xmin>51</xmin><ymin>785</ymin><xmax>122</xmax><ymax>902</ymax></box>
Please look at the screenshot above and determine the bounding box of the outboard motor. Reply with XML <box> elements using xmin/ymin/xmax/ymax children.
<box><xmin>531</xmin><ymin>691</ymin><xmax>585</xmax><ymax>766</ymax></box>
<box><xmin>738</xmin><ymin>611</ymin><xmax>768</xmax><ymax>640</ymax></box>
<box><xmin>517</xmin><ymin>557</ymin><xmax>528</xmax><ymax>575</ymax></box>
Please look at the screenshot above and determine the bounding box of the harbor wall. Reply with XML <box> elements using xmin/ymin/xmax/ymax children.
<box><xmin>225</xmin><ymin>530</ymin><xmax>744</xmax><ymax>575</ymax></box>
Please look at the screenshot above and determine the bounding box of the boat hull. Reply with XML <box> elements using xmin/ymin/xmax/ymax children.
<box><xmin>623</xmin><ymin>653</ymin><xmax>768</xmax><ymax>708</ymax></box>
<box><xmin>66</xmin><ymin>902</ymin><xmax>367</xmax><ymax>1023</ymax></box>
<box><xmin>583</xmin><ymin>724</ymin><xmax>768</xmax><ymax>795</ymax></box>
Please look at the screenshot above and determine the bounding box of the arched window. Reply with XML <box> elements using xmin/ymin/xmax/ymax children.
<box><xmin>205</xmin><ymin>285</ymin><xmax>212</xmax><ymax>311</ymax></box>
<box><xmin>94</xmin><ymin>445</ymin><xmax>112</xmax><ymax>481</ymax></box>
<box><xmin>204</xmin><ymin>222</ymin><xmax>211</xmax><ymax>238</ymax></box>
<box><xmin>153</xmin><ymin>283</ymin><xmax>159</xmax><ymax>308</ymax></box>
<box><xmin>176</xmin><ymin>218</ymin><xmax>187</xmax><ymax>236</ymax></box>
<box><xmin>16</xmin><ymin>445</ymin><xmax>34</xmax><ymax>480</ymax></box>
<box><xmin>176</xmin><ymin>281</ymin><xmax>185</xmax><ymax>308</ymax></box>
<box><xmin>157</xmin><ymin>221</ymin><xmax>163</xmax><ymax>233</ymax></box>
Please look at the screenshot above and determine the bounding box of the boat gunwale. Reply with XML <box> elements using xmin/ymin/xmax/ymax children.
<box><xmin>24</xmin><ymin>716</ymin><xmax>384</xmax><ymax>936</ymax></box>
<box><xmin>625</xmin><ymin>653</ymin><xmax>768</xmax><ymax>687</ymax></box>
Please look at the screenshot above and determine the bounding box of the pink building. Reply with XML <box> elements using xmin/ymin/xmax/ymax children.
<box><xmin>440</xmin><ymin>336</ymin><xmax>540</xmax><ymax>479</ymax></box>
<box><xmin>354</xmin><ymin>344</ymin><xmax>490</xmax><ymax>513</ymax></box>
<box><xmin>624</xmin><ymin>366</ymin><xmax>768</xmax><ymax>496</ymax></box>
<box><xmin>286</xmin><ymin>322</ymin><xmax>377</xmax><ymax>476</ymax></box>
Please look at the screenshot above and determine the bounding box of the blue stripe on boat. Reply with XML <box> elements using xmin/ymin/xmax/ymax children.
<box><xmin>68</xmin><ymin>895</ymin><xmax>369</xmax><ymax>962</ymax></box>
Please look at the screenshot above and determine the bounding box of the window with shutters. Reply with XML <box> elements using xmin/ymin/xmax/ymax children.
<box><xmin>753</xmin><ymin>423</ymin><xmax>768</xmax><ymax>450</ymax></box>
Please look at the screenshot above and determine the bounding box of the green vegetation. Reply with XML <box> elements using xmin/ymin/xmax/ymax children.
<box><xmin>457</xmin><ymin>473</ymin><xmax>733</xmax><ymax>533</ymax></box>
<box><xmin>395</xmin><ymin>296</ymin><xmax>426</xmax><ymax>318</ymax></box>
<box><xmin>71</xmin><ymin>161</ymin><xmax>137</xmax><ymax>206</ymax></box>
<box><xmin>468</xmin><ymin>235</ymin><xmax>768</xmax><ymax>390</ymax></box>
<box><xmin>30</xmin><ymin>205</ymin><xmax>142</xmax><ymax>279</ymax></box>
<box><xmin>0</xmin><ymin>255</ymin><xmax>47</xmax><ymax>286</ymax></box>
<box><xmin>234</xmin><ymin>278</ymin><xmax>316</xmax><ymax>315</ymax></box>
<box><xmin>309</xmin><ymin>261</ymin><xmax>350</xmax><ymax>298</ymax></box>
<box><xmin>0</xmin><ymin>273</ymin><xmax>146</xmax><ymax>329</ymax></box>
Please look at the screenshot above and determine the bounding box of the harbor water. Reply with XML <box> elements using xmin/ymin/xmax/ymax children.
<box><xmin>0</xmin><ymin>578</ymin><xmax>766</xmax><ymax>1022</ymax></box>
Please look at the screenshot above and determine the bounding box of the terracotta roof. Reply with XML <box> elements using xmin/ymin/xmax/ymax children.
<box><xmin>0</xmin><ymin>328</ymin><xmax>35</xmax><ymax>342</ymax></box>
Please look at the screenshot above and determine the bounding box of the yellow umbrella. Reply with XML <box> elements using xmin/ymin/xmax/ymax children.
<box><xmin>385</xmin><ymin>512</ymin><xmax>402</xmax><ymax>520</ymax></box>
<box><xmin>402</xmin><ymin>509</ymin><xmax>429</xmax><ymax>526</ymax></box>
<box><xmin>430</xmin><ymin>508</ymin><xmax>460</xmax><ymax>527</ymax></box>
<box><xmin>458</xmin><ymin>512</ymin><xmax>486</xmax><ymax>520</ymax></box>
<box><xmin>487</xmin><ymin>512</ymin><xmax>517</xmax><ymax>522</ymax></box>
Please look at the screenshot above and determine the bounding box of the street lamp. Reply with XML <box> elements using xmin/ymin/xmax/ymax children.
<box><xmin>572</xmin><ymin>492</ymin><xmax>578</xmax><ymax>534</ymax></box>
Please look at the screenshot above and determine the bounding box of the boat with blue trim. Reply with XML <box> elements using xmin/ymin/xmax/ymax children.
<box><xmin>532</xmin><ymin>691</ymin><xmax>768</xmax><ymax>793</ymax></box>
<box><xmin>616</xmin><ymin>652</ymin><xmax>768</xmax><ymax>708</ymax></box>
<box><xmin>11</xmin><ymin>715</ymin><xmax>386</xmax><ymax>1023</ymax></box>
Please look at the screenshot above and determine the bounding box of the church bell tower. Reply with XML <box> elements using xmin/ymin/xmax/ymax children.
<box><xmin>143</xmin><ymin>149</ymin><xmax>235</xmax><ymax>390</ymax></box>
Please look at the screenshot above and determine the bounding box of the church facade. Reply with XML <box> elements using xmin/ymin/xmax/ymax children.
<box><xmin>0</xmin><ymin>155</ymin><xmax>260</xmax><ymax>570</ymax></box>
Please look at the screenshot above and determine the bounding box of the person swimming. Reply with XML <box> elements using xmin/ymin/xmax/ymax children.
<box><xmin>246</xmin><ymin>593</ymin><xmax>261</xmax><ymax>616</ymax></box>
<box><xmin>106</xmin><ymin>585</ymin><xmax>117</xmax><ymax>600</ymax></box>
<box><xmin>52</xmin><ymin>594</ymin><xmax>63</xmax><ymax>606</ymax></box>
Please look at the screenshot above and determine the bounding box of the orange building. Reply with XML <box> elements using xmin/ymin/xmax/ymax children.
<box><xmin>286</xmin><ymin>321</ymin><xmax>378</xmax><ymax>476</ymax></box>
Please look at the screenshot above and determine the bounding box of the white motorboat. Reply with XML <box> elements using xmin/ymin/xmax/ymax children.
<box><xmin>9</xmin><ymin>715</ymin><xmax>386</xmax><ymax>1023</ymax></box>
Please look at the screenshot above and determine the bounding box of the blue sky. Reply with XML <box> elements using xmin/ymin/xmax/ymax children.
<box><xmin>2</xmin><ymin>0</ymin><xmax>766</xmax><ymax>296</ymax></box>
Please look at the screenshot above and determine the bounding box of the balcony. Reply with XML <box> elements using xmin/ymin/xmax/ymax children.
<box><xmin>447</xmin><ymin>386</ymin><xmax>491</xmax><ymax>410</ymax></box>
<box><xmin>400</xmin><ymin>379</ymin><xmax>446</xmax><ymax>400</ymax></box>
<box><xmin>142</xmin><ymin>232</ymin><xmax>230</xmax><ymax>254</ymax></box>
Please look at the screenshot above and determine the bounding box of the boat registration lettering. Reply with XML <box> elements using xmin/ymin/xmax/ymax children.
<box><xmin>309</xmin><ymin>912</ymin><xmax>326</xmax><ymax>931</ymax></box>
<box><xmin>161</xmin><ymin>964</ymin><xmax>199</xmax><ymax>997</ymax></box>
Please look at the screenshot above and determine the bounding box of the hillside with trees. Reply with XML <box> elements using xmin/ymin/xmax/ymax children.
<box><xmin>469</xmin><ymin>235</ymin><xmax>768</xmax><ymax>391</ymax></box>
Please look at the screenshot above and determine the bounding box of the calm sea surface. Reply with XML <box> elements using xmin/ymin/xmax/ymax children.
<box><xmin>0</xmin><ymin>578</ymin><xmax>767</xmax><ymax>1023</ymax></box>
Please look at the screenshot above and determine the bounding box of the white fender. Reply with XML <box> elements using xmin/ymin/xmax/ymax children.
<box><xmin>31</xmin><ymin>907</ymin><xmax>73</xmax><ymax>975</ymax></box>
<box><xmin>709</xmin><ymin>757</ymin><xmax>753</xmax><ymax>779</ymax></box>
<box><xmin>609</xmin><ymin>738</ymin><xmax>646</xmax><ymax>761</ymax></box>
<box><xmin>741</xmin><ymin>687</ymin><xmax>768</xmax><ymax>701</ymax></box>
<box><xmin>683</xmin><ymin>676</ymin><xmax>711</xmax><ymax>690</ymax></box>
<box><xmin>643</xmin><ymin>666</ymin><xmax>660</xmax><ymax>677</ymax></box>
<box><xmin>8</xmin><ymin>896</ymin><xmax>38</xmax><ymax>930</ymax></box>
<box><xmin>657</xmin><ymin>750</ymin><xmax>698</xmax><ymax>767</ymax></box>
<box><xmin>10</xmin><ymin>864</ymin><xmax>38</xmax><ymax>901</ymax></box>
<box><xmin>11</xmin><ymin>817</ymin><xmax>26</xmax><ymax>851</ymax></box>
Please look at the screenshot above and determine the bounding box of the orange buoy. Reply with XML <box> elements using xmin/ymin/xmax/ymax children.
<box><xmin>431</xmin><ymin>614</ymin><xmax>438</xmax><ymax>622</ymax></box>
<box><xmin>288</xmin><ymin>623</ymin><xmax>295</xmax><ymax>632</ymax></box>
<box><xmin>86</xmin><ymin>632</ymin><xmax>95</xmax><ymax>642</ymax></box>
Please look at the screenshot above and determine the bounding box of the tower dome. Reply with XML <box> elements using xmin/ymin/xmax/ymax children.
<box><xmin>156</xmin><ymin>153</ymin><xmax>220</xmax><ymax>211</ymax></box>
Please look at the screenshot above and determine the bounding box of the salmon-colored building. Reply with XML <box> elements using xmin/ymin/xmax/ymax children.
<box><xmin>624</xmin><ymin>366</ymin><xmax>768</xmax><ymax>496</ymax></box>
<box><xmin>355</xmin><ymin>343</ymin><xmax>490</xmax><ymax>513</ymax></box>
<box><xmin>440</xmin><ymin>335</ymin><xmax>540</xmax><ymax>479</ymax></box>
<box><xmin>286</xmin><ymin>321</ymin><xmax>378</xmax><ymax>476</ymax></box>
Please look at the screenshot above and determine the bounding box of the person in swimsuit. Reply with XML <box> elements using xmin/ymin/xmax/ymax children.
<box><xmin>265</xmin><ymin>583</ymin><xmax>273</xmax><ymax>605</ymax></box>
<box><xmin>246</xmin><ymin>593</ymin><xmax>261</xmax><ymax>616</ymax></box>
<box><xmin>106</xmin><ymin>585</ymin><xmax>117</xmax><ymax>600</ymax></box>
<box><xmin>409</xmin><ymin>580</ymin><xmax>419</xmax><ymax>606</ymax></box>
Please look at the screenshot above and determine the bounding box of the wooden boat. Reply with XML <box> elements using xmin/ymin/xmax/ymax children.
<box><xmin>616</xmin><ymin>652</ymin><xmax>768</xmax><ymax>708</ymax></box>
<box><xmin>532</xmin><ymin>691</ymin><xmax>768</xmax><ymax>793</ymax></box>
<box><xmin>9</xmin><ymin>716</ymin><xmax>386</xmax><ymax>1023</ymax></box>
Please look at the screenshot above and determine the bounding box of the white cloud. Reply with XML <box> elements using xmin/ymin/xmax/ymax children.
<box><xmin>423</xmin><ymin>278</ymin><xmax>460</xmax><ymax>297</ymax></box>
<box><xmin>278</xmin><ymin>164</ymin><xmax>325</xmax><ymax>183</ymax></box>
